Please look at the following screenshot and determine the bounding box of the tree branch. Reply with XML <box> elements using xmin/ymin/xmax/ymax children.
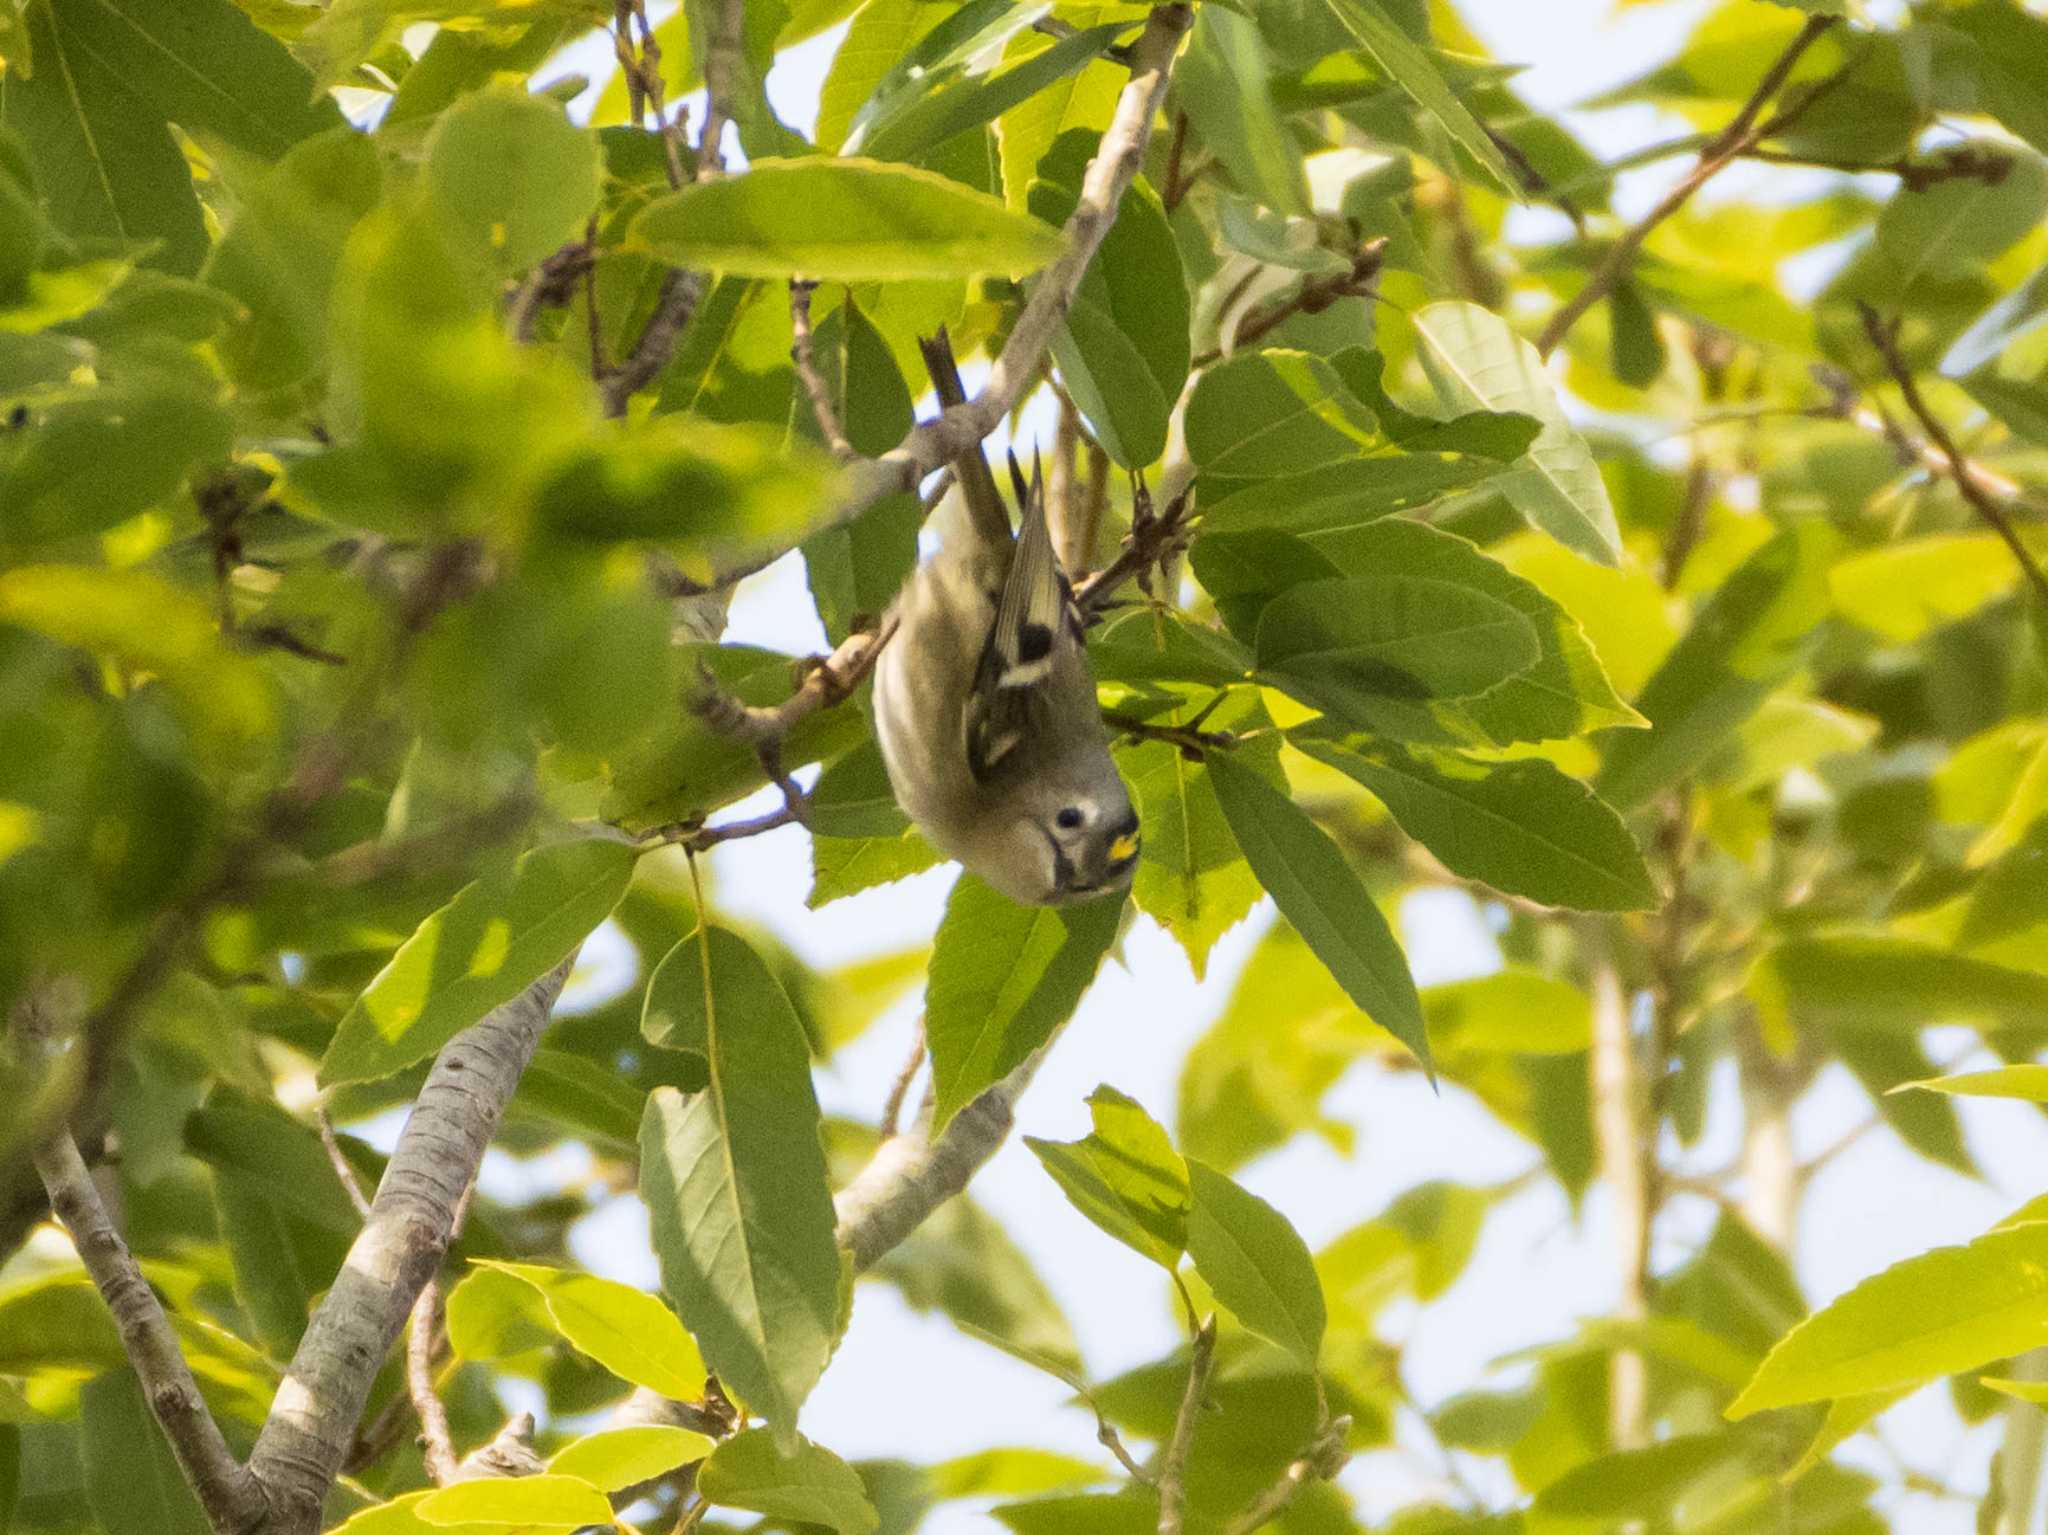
<box><xmin>1855</xmin><ymin>302</ymin><xmax>2048</xmax><ymax>609</ymax></box>
<box><xmin>1219</xmin><ymin>1417</ymin><xmax>1351</xmax><ymax>1535</ymax></box>
<box><xmin>1156</xmin><ymin>1317</ymin><xmax>1216</xmax><ymax>1535</ymax></box>
<box><xmin>789</xmin><ymin>281</ymin><xmax>857</xmax><ymax>461</ymax></box>
<box><xmin>246</xmin><ymin>958</ymin><xmax>573</xmax><ymax>1534</ymax></box>
<box><xmin>834</xmin><ymin>1055</ymin><xmax>1042</xmax><ymax>1274</ymax></box>
<box><xmin>707</xmin><ymin>3</ymin><xmax>1194</xmax><ymax>589</ymax></box>
<box><xmin>1583</xmin><ymin>922</ymin><xmax>1649</xmax><ymax>1450</ymax></box>
<box><xmin>34</xmin><ymin>1131</ymin><xmax>265</xmax><ymax>1534</ymax></box>
<box><xmin>1535</xmin><ymin>15</ymin><xmax>1835</xmax><ymax>358</ymax></box>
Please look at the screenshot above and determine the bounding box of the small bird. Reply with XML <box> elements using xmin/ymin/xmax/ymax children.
<box><xmin>871</xmin><ymin>332</ymin><xmax>1140</xmax><ymax>907</ymax></box>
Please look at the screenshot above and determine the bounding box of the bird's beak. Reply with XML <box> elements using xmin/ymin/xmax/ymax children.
<box><xmin>1108</xmin><ymin>831</ymin><xmax>1140</xmax><ymax>865</ymax></box>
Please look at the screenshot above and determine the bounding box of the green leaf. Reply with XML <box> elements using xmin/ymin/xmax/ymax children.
<box><xmin>1411</xmin><ymin>301</ymin><xmax>1622</xmax><ymax>564</ymax></box>
<box><xmin>1178</xmin><ymin>6</ymin><xmax>1308</xmax><ymax>216</ymax></box>
<box><xmin>1828</xmin><ymin>532</ymin><xmax>2021</xmax><ymax>643</ymax></box>
<box><xmin>634</xmin><ymin>158</ymin><xmax>1061</xmax><ymax>280</ymax></box>
<box><xmin>1319</xmin><ymin>0</ymin><xmax>1517</xmax><ymax>195</ymax></box>
<box><xmin>639</xmin><ymin>926</ymin><xmax>842</xmax><ymax>1442</ymax></box>
<box><xmin>1184</xmin><ymin>349</ymin><xmax>1379</xmax><ymax>482</ymax></box>
<box><xmin>1596</xmin><ymin>521</ymin><xmax>1838</xmax><ymax>811</ymax></box>
<box><xmin>795</xmin><ymin>299</ymin><xmax>919</xmax><ymax>642</ymax></box>
<box><xmin>547</xmin><ymin>1426</ymin><xmax>715</xmax><ymax>1492</ymax></box>
<box><xmin>1122</xmin><ymin>689</ymin><xmax>1283</xmax><ymax>978</ymax></box>
<box><xmin>860</xmin><ymin>22</ymin><xmax>1125</xmax><ymax>166</ymax></box>
<box><xmin>1877</xmin><ymin>146</ymin><xmax>2048</xmax><ymax>286</ymax></box>
<box><xmin>1424</xmin><ymin>970</ymin><xmax>1591</xmax><ymax>1055</ymax></box>
<box><xmin>471</xmin><ymin>1261</ymin><xmax>708</xmax><ymax>1402</ymax></box>
<box><xmin>1756</xmin><ymin>938</ymin><xmax>2048</xmax><ymax>1035</ymax></box>
<box><xmin>425</xmin><ymin>86</ymin><xmax>601</xmax><ymax>278</ymax></box>
<box><xmin>1830</xmin><ymin>1024</ymin><xmax>1973</xmax><ymax>1175</ymax></box>
<box><xmin>1729</xmin><ymin>1222</ymin><xmax>2048</xmax><ymax>1417</ymax></box>
<box><xmin>1030</xmin><ymin>140</ymin><xmax>1188</xmax><ymax>470</ymax></box>
<box><xmin>809</xmin><ymin>827</ymin><xmax>944</xmax><ymax>907</ymax></box>
<box><xmin>993</xmin><ymin>8</ymin><xmax>1130</xmax><ymax>215</ymax></box>
<box><xmin>319</xmin><ymin>837</ymin><xmax>637</xmax><ymax>1086</ymax></box>
<box><xmin>1197</xmin><ymin>446</ymin><xmax>1511</xmax><ymax>538</ymax></box>
<box><xmin>444</xmin><ymin>1265</ymin><xmax>555</xmax><ymax>1362</ymax></box>
<box><xmin>201</xmin><ymin>127</ymin><xmax>382</xmax><ymax>396</ymax></box>
<box><xmin>0</xmin><ymin>565</ymin><xmax>267</xmax><ymax>743</ymax></box>
<box><xmin>1895</xmin><ymin>1066</ymin><xmax>2048</xmax><ymax>1103</ymax></box>
<box><xmin>510</xmin><ymin>1048</ymin><xmax>646</xmax><ymax>1153</ymax></box>
<box><xmin>79</xmin><ymin>1371</ymin><xmax>207</xmax><ymax>1535</ymax></box>
<box><xmin>924</xmin><ymin>876</ymin><xmax>1125</xmax><ymax>1130</ymax></box>
<box><xmin>1025</xmin><ymin>1085</ymin><xmax>1191</xmax><ymax>1269</ymax></box>
<box><xmin>1</xmin><ymin>0</ymin><xmax>338</xmax><ymax>274</ymax></box>
<box><xmin>1185</xmin><ymin>1160</ymin><xmax>1326</xmax><ymax>1364</ymax></box>
<box><xmin>415</xmin><ymin>1474</ymin><xmax>613</xmax><ymax>1528</ymax></box>
<box><xmin>1533</xmin><ymin>1433</ymin><xmax>1750</xmax><ymax>1518</ymax></box>
<box><xmin>0</xmin><ymin>380</ymin><xmax>233</xmax><ymax>552</ymax></box>
<box><xmin>1255</xmin><ymin>575</ymin><xmax>1541</xmax><ymax>722</ymax></box>
<box><xmin>1205</xmin><ymin>752</ymin><xmax>1428</xmax><ymax>1070</ymax></box>
<box><xmin>1306</xmin><ymin>519</ymin><xmax>1644</xmax><ymax>743</ymax></box>
<box><xmin>1298</xmin><ymin>739</ymin><xmax>1656</xmax><ymax>912</ymax></box>
<box><xmin>698</xmin><ymin>1429</ymin><xmax>881</xmax><ymax>1535</ymax></box>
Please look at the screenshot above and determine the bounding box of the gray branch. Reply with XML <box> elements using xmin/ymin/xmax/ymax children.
<box><xmin>34</xmin><ymin>1131</ymin><xmax>266</xmax><ymax>1535</ymax></box>
<box><xmin>245</xmin><ymin>959</ymin><xmax>572</xmax><ymax>1534</ymax></box>
<box><xmin>707</xmin><ymin>3</ymin><xmax>1193</xmax><ymax>590</ymax></box>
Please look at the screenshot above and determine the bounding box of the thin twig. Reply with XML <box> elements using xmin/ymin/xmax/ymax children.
<box><xmin>1157</xmin><ymin>1317</ymin><xmax>1217</xmax><ymax>1535</ymax></box>
<box><xmin>1074</xmin><ymin>481</ymin><xmax>1194</xmax><ymax>615</ymax></box>
<box><xmin>880</xmin><ymin>1022</ymin><xmax>926</xmax><ymax>1139</ymax></box>
<box><xmin>316</xmin><ymin>1110</ymin><xmax>374</xmax><ymax>1219</ymax></box>
<box><xmin>790</xmin><ymin>281</ymin><xmax>857</xmax><ymax>461</ymax></box>
<box><xmin>34</xmin><ymin>1132</ymin><xmax>265</xmax><ymax>1533</ymax></box>
<box><xmin>1535</xmin><ymin>15</ymin><xmax>1837</xmax><ymax>357</ymax></box>
<box><xmin>1103</xmin><ymin>711</ymin><xmax>1241</xmax><ymax>759</ymax></box>
<box><xmin>1743</xmin><ymin>142</ymin><xmax>2012</xmax><ymax>192</ymax></box>
<box><xmin>1855</xmin><ymin>303</ymin><xmax>2048</xmax><ymax>609</ymax></box>
<box><xmin>1220</xmin><ymin>1417</ymin><xmax>1352</xmax><ymax>1535</ymax></box>
<box><xmin>408</xmin><ymin>1282</ymin><xmax>459</xmax><ymax>1485</ymax></box>
<box><xmin>1098</xmin><ymin>1411</ymin><xmax>1154</xmax><ymax>1485</ymax></box>
<box><xmin>1191</xmin><ymin>237</ymin><xmax>1388</xmax><ymax>368</ymax></box>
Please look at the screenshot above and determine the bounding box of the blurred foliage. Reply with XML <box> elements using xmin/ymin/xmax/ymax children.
<box><xmin>3</xmin><ymin>0</ymin><xmax>2048</xmax><ymax>1531</ymax></box>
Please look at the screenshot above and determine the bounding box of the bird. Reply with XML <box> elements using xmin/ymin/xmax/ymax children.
<box><xmin>870</xmin><ymin>331</ymin><xmax>1140</xmax><ymax>907</ymax></box>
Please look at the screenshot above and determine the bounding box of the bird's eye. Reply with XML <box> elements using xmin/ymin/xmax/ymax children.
<box><xmin>1055</xmin><ymin>806</ymin><xmax>1085</xmax><ymax>831</ymax></box>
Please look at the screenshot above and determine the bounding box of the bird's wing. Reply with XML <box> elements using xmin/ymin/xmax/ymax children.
<box><xmin>965</xmin><ymin>460</ymin><xmax>1084</xmax><ymax>782</ymax></box>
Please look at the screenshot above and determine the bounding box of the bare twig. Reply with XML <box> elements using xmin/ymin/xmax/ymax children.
<box><xmin>1856</xmin><ymin>303</ymin><xmax>2048</xmax><ymax>608</ymax></box>
<box><xmin>1535</xmin><ymin>15</ymin><xmax>1836</xmax><ymax>357</ymax></box>
<box><xmin>408</xmin><ymin>1281</ymin><xmax>459</xmax><ymax>1486</ymax></box>
<box><xmin>34</xmin><ymin>1131</ymin><xmax>265</xmax><ymax>1534</ymax></box>
<box><xmin>696</xmin><ymin>0</ymin><xmax>744</xmax><ymax>180</ymax></box>
<box><xmin>690</xmin><ymin>617</ymin><xmax>899</xmax><ymax>749</ymax></box>
<box><xmin>315</xmin><ymin>1109</ymin><xmax>374</xmax><ymax>1219</ymax></box>
<box><xmin>1744</xmin><ymin>141</ymin><xmax>2012</xmax><ymax>192</ymax></box>
<box><xmin>1074</xmin><ymin>481</ymin><xmax>1194</xmax><ymax>615</ymax></box>
<box><xmin>790</xmin><ymin>281</ymin><xmax>857</xmax><ymax>461</ymax></box>
<box><xmin>1156</xmin><ymin>1317</ymin><xmax>1216</xmax><ymax>1535</ymax></box>
<box><xmin>879</xmin><ymin>1022</ymin><xmax>926</xmax><ymax>1139</ymax></box>
<box><xmin>1220</xmin><ymin>1417</ymin><xmax>1352</xmax><ymax>1535</ymax></box>
<box><xmin>1099</xmin><ymin>1413</ymin><xmax>1154</xmax><ymax>1485</ymax></box>
<box><xmin>1192</xmin><ymin>238</ymin><xmax>1387</xmax><ymax>367</ymax></box>
<box><xmin>1103</xmin><ymin>710</ymin><xmax>1241</xmax><ymax>759</ymax></box>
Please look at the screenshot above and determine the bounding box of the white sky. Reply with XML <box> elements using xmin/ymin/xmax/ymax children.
<box><xmin>475</xmin><ymin>4</ymin><xmax>2048</xmax><ymax>1530</ymax></box>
